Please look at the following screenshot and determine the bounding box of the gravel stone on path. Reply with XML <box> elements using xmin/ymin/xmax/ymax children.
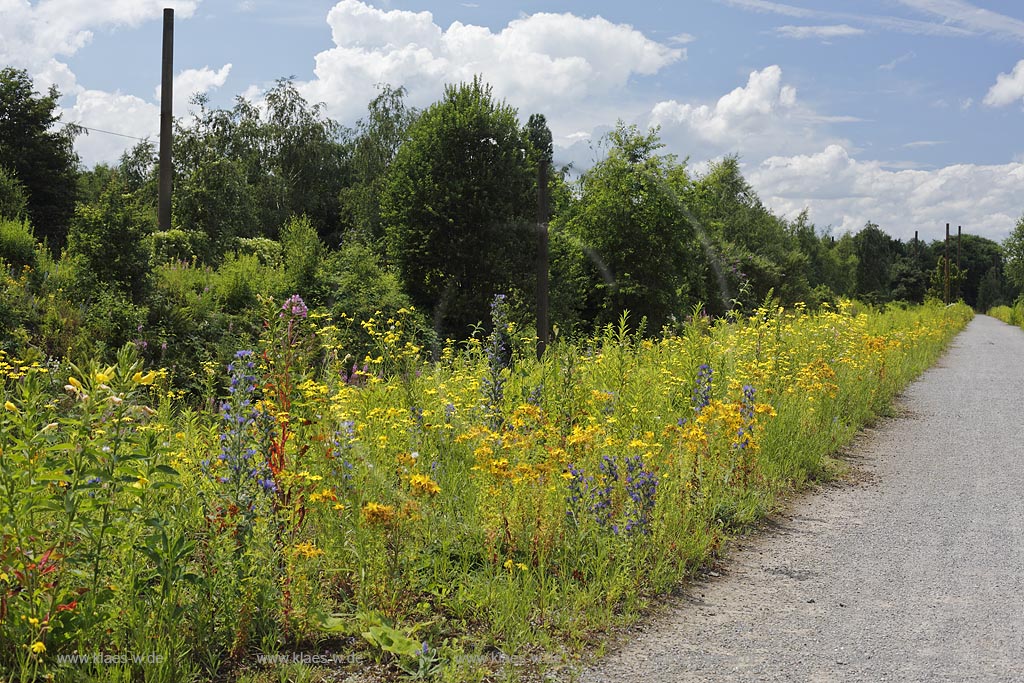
<box><xmin>571</xmin><ymin>315</ymin><xmax>1024</xmax><ymax>683</ymax></box>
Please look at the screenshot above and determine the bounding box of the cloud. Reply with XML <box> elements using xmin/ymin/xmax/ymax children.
<box><xmin>299</xmin><ymin>0</ymin><xmax>682</xmax><ymax>130</ymax></box>
<box><xmin>154</xmin><ymin>64</ymin><xmax>234</xmax><ymax>115</ymax></box>
<box><xmin>65</xmin><ymin>90</ymin><xmax>161</xmax><ymax>165</ymax></box>
<box><xmin>902</xmin><ymin>140</ymin><xmax>946</xmax><ymax>148</ymax></box>
<box><xmin>0</xmin><ymin>1</ymin><xmax>200</xmax><ymax>93</ymax></box>
<box><xmin>670</xmin><ymin>32</ymin><xmax>697</xmax><ymax>44</ymax></box>
<box><xmin>718</xmin><ymin>0</ymin><xmax>974</xmax><ymax>38</ymax></box>
<box><xmin>648</xmin><ymin>65</ymin><xmax>852</xmax><ymax>161</ymax></box>
<box><xmin>0</xmin><ymin>1</ymin><xmax>202</xmax><ymax>166</ymax></box>
<box><xmin>775</xmin><ymin>24</ymin><xmax>865</xmax><ymax>39</ymax></box>
<box><xmin>749</xmin><ymin>144</ymin><xmax>1024</xmax><ymax>240</ymax></box>
<box><xmin>879</xmin><ymin>51</ymin><xmax>916</xmax><ymax>71</ymax></box>
<box><xmin>894</xmin><ymin>0</ymin><xmax>1024</xmax><ymax>41</ymax></box>
<box><xmin>984</xmin><ymin>60</ymin><xmax>1024</xmax><ymax>107</ymax></box>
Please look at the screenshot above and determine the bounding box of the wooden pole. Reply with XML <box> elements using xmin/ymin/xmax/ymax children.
<box><xmin>158</xmin><ymin>8</ymin><xmax>174</xmax><ymax>232</ymax></box>
<box><xmin>944</xmin><ymin>223</ymin><xmax>950</xmax><ymax>305</ymax></box>
<box><xmin>956</xmin><ymin>225</ymin><xmax>962</xmax><ymax>301</ymax></box>
<box><xmin>536</xmin><ymin>159</ymin><xmax>550</xmax><ymax>359</ymax></box>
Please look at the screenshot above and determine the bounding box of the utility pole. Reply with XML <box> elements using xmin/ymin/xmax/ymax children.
<box><xmin>944</xmin><ymin>223</ymin><xmax>950</xmax><ymax>305</ymax></box>
<box><xmin>956</xmin><ymin>225</ymin><xmax>962</xmax><ymax>301</ymax></box>
<box><xmin>158</xmin><ymin>8</ymin><xmax>174</xmax><ymax>231</ymax></box>
<box><xmin>536</xmin><ymin>159</ymin><xmax>550</xmax><ymax>359</ymax></box>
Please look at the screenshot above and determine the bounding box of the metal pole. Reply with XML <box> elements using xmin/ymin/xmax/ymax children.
<box><xmin>536</xmin><ymin>159</ymin><xmax>550</xmax><ymax>359</ymax></box>
<box><xmin>158</xmin><ymin>8</ymin><xmax>174</xmax><ymax>231</ymax></box>
<box><xmin>944</xmin><ymin>223</ymin><xmax>950</xmax><ymax>305</ymax></box>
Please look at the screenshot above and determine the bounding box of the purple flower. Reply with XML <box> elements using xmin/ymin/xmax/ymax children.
<box><xmin>281</xmin><ymin>294</ymin><xmax>308</xmax><ymax>319</ymax></box>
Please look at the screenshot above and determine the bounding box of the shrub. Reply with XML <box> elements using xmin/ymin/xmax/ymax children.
<box><xmin>0</xmin><ymin>217</ymin><xmax>38</xmax><ymax>271</ymax></box>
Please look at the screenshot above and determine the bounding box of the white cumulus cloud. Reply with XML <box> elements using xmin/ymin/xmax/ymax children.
<box><xmin>0</xmin><ymin>0</ymin><xmax>203</xmax><ymax>166</ymax></box>
<box><xmin>299</xmin><ymin>0</ymin><xmax>682</xmax><ymax>131</ymax></box>
<box><xmin>648</xmin><ymin>65</ymin><xmax>850</xmax><ymax>161</ymax></box>
<box><xmin>984</xmin><ymin>59</ymin><xmax>1024</xmax><ymax>107</ymax></box>
<box><xmin>749</xmin><ymin>144</ymin><xmax>1024</xmax><ymax>240</ymax></box>
<box><xmin>155</xmin><ymin>64</ymin><xmax>234</xmax><ymax>116</ymax></box>
<box><xmin>65</xmin><ymin>90</ymin><xmax>160</xmax><ymax>166</ymax></box>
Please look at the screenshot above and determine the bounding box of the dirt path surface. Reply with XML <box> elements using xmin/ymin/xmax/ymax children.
<box><xmin>572</xmin><ymin>315</ymin><xmax>1024</xmax><ymax>683</ymax></box>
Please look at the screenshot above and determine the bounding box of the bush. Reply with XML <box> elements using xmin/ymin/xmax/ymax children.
<box><xmin>214</xmin><ymin>252</ymin><xmax>287</xmax><ymax>313</ymax></box>
<box><xmin>281</xmin><ymin>215</ymin><xmax>323</xmax><ymax>296</ymax></box>
<box><xmin>0</xmin><ymin>165</ymin><xmax>27</xmax><ymax>220</ymax></box>
<box><xmin>0</xmin><ymin>217</ymin><xmax>38</xmax><ymax>270</ymax></box>
<box><xmin>66</xmin><ymin>183</ymin><xmax>153</xmax><ymax>300</ymax></box>
<box><xmin>236</xmin><ymin>236</ymin><xmax>283</xmax><ymax>267</ymax></box>
<box><xmin>151</xmin><ymin>229</ymin><xmax>210</xmax><ymax>264</ymax></box>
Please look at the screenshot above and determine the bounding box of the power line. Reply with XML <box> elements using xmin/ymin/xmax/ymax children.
<box><xmin>73</xmin><ymin>123</ymin><xmax>154</xmax><ymax>142</ymax></box>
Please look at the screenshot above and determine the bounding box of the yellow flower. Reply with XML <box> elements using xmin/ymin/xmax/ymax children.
<box><xmin>132</xmin><ymin>370</ymin><xmax>159</xmax><ymax>385</ymax></box>
<box><xmin>293</xmin><ymin>541</ymin><xmax>324</xmax><ymax>559</ymax></box>
<box><xmin>31</xmin><ymin>641</ymin><xmax>46</xmax><ymax>654</ymax></box>
<box><xmin>409</xmin><ymin>473</ymin><xmax>441</xmax><ymax>496</ymax></box>
<box><xmin>68</xmin><ymin>376</ymin><xmax>82</xmax><ymax>390</ymax></box>
<box><xmin>361</xmin><ymin>502</ymin><xmax>397</xmax><ymax>526</ymax></box>
<box><xmin>4</xmin><ymin>401</ymin><xmax>18</xmax><ymax>414</ymax></box>
<box><xmin>28</xmin><ymin>617</ymin><xmax>40</xmax><ymax>626</ymax></box>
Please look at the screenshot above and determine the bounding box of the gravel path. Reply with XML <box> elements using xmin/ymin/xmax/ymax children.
<box><xmin>572</xmin><ymin>315</ymin><xmax>1024</xmax><ymax>683</ymax></box>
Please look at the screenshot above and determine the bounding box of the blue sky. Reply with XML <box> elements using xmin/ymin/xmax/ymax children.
<box><xmin>4</xmin><ymin>0</ymin><xmax>1024</xmax><ymax>240</ymax></box>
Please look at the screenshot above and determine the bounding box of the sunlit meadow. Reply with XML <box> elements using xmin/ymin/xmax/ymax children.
<box><xmin>0</xmin><ymin>296</ymin><xmax>971</xmax><ymax>682</ymax></box>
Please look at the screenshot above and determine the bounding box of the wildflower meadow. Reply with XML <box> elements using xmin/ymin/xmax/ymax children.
<box><xmin>0</xmin><ymin>295</ymin><xmax>971</xmax><ymax>682</ymax></box>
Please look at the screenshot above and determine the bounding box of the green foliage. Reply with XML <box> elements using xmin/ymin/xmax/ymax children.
<box><xmin>76</xmin><ymin>163</ymin><xmax>119</xmax><ymax>207</ymax></box>
<box><xmin>66</xmin><ymin>182</ymin><xmax>153</xmax><ymax>300</ymax></box>
<box><xmin>173</xmin><ymin>80</ymin><xmax>351</xmax><ymax>250</ymax></box>
<box><xmin>175</xmin><ymin>157</ymin><xmax>257</xmax><ymax>251</ymax></box>
<box><xmin>684</xmin><ymin>156</ymin><xmax>810</xmax><ymax>313</ymax></box>
<box><xmin>559</xmin><ymin>123</ymin><xmax>698</xmax><ymax>331</ymax></box>
<box><xmin>889</xmin><ymin>256</ymin><xmax>928</xmax><ymax>304</ymax></box>
<box><xmin>339</xmin><ymin>84</ymin><xmax>417</xmax><ymax>242</ymax></box>
<box><xmin>382</xmin><ymin>77</ymin><xmax>536</xmax><ymax>338</ymax></box>
<box><xmin>316</xmin><ymin>241</ymin><xmax>421</xmax><ymax>355</ymax></box>
<box><xmin>0</xmin><ymin>68</ymin><xmax>80</xmax><ymax>252</ymax></box>
<box><xmin>854</xmin><ymin>222</ymin><xmax>896</xmax><ymax>302</ymax></box>
<box><xmin>151</xmin><ymin>229</ymin><xmax>210</xmax><ymax>264</ymax></box>
<box><xmin>0</xmin><ymin>166</ymin><xmax>28</xmax><ymax>220</ymax></box>
<box><xmin>0</xmin><ymin>299</ymin><xmax>971</xmax><ymax>682</ymax></box>
<box><xmin>1004</xmin><ymin>215</ymin><xmax>1024</xmax><ymax>292</ymax></box>
<box><xmin>280</xmin><ymin>215</ymin><xmax>323</xmax><ymax>295</ymax></box>
<box><xmin>236</xmin><ymin>236</ymin><xmax>283</xmax><ymax>267</ymax></box>
<box><xmin>926</xmin><ymin>256</ymin><xmax>967</xmax><ymax>303</ymax></box>
<box><xmin>976</xmin><ymin>265</ymin><xmax>1006</xmax><ymax>311</ymax></box>
<box><xmin>216</xmin><ymin>252</ymin><xmax>287</xmax><ymax>313</ymax></box>
<box><xmin>0</xmin><ymin>217</ymin><xmax>38</xmax><ymax>271</ymax></box>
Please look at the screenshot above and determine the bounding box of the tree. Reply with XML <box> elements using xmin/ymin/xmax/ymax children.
<box><xmin>66</xmin><ymin>180</ymin><xmax>153</xmax><ymax>300</ymax></box>
<box><xmin>853</xmin><ymin>222</ymin><xmax>895</xmax><ymax>302</ymax></box>
<box><xmin>684</xmin><ymin>156</ymin><xmax>810</xmax><ymax>312</ymax></box>
<box><xmin>381</xmin><ymin>78</ymin><xmax>536</xmax><ymax>338</ymax></box>
<box><xmin>0</xmin><ymin>166</ymin><xmax>28</xmax><ymax>220</ymax></box>
<box><xmin>0</xmin><ymin>68</ymin><xmax>80</xmax><ymax>250</ymax></box>
<box><xmin>559</xmin><ymin>123</ymin><xmax>699</xmax><ymax>331</ymax></box>
<box><xmin>340</xmin><ymin>85</ymin><xmax>418</xmax><ymax>241</ymax></box>
<box><xmin>1002</xmin><ymin>215</ymin><xmax>1024</xmax><ymax>292</ymax></box>
<box><xmin>173</xmin><ymin>80</ymin><xmax>351</xmax><ymax>250</ymax></box>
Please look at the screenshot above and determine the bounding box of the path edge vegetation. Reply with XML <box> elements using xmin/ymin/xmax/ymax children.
<box><xmin>0</xmin><ymin>298</ymin><xmax>972</xmax><ymax>683</ymax></box>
